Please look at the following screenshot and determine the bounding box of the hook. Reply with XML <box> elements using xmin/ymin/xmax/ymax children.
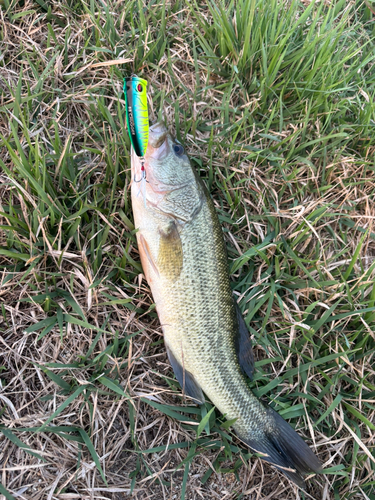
<box><xmin>134</xmin><ymin>159</ymin><xmax>149</xmax><ymax>183</ymax></box>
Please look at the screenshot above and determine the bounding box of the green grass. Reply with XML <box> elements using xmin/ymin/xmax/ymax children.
<box><xmin>1</xmin><ymin>0</ymin><xmax>375</xmax><ymax>498</ymax></box>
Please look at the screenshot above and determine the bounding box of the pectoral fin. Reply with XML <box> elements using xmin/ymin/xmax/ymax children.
<box><xmin>165</xmin><ymin>343</ymin><xmax>204</xmax><ymax>404</ymax></box>
<box><xmin>139</xmin><ymin>234</ymin><xmax>159</xmax><ymax>278</ymax></box>
<box><xmin>157</xmin><ymin>222</ymin><xmax>183</xmax><ymax>281</ymax></box>
<box><xmin>235</xmin><ymin>302</ymin><xmax>255</xmax><ymax>380</ymax></box>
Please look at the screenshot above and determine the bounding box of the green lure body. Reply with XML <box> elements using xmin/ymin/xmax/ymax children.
<box><xmin>124</xmin><ymin>76</ymin><xmax>149</xmax><ymax>158</ymax></box>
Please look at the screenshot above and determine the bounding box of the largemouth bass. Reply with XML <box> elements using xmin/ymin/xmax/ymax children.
<box><xmin>131</xmin><ymin>121</ymin><xmax>322</xmax><ymax>487</ymax></box>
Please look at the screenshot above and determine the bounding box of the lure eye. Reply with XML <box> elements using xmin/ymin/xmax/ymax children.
<box><xmin>173</xmin><ymin>144</ymin><xmax>185</xmax><ymax>156</ymax></box>
<box><xmin>137</xmin><ymin>83</ymin><xmax>143</xmax><ymax>92</ymax></box>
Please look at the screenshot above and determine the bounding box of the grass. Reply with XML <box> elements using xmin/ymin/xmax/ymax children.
<box><xmin>0</xmin><ymin>0</ymin><xmax>375</xmax><ymax>498</ymax></box>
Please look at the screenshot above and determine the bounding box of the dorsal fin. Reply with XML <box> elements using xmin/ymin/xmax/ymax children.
<box><xmin>234</xmin><ymin>301</ymin><xmax>255</xmax><ymax>380</ymax></box>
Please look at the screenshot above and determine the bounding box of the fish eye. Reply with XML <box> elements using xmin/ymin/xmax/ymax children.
<box><xmin>173</xmin><ymin>144</ymin><xmax>185</xmax><ymax>156</ymax></box>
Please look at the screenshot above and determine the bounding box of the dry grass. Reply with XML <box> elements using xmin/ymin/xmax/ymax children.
<box><xmin>1</xmin><ymin>0</ymin><xmax>375</xmax><ymax>499</ymax></box>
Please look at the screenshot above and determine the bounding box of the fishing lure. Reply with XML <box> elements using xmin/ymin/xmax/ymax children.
<box><xmin>124</xmin><ymin>75</ymin><xmax>149</xmax><ymax>185</ymax></box>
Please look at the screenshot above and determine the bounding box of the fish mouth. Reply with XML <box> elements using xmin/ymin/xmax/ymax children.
<box><xmin>146</xmin><ymin>121</ymin><xmax>169</xmax><ymax>160</ymax></box>
<box><xmin>149</xmin><ymin>121</ymin><xmax>168</xmax><ymax>149</ymax></box>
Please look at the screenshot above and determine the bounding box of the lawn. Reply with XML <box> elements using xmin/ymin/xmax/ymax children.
<box><xmin>0</xmin><ymin>0</ymin><xmax>375</xmax><ymax>499</ymax></box>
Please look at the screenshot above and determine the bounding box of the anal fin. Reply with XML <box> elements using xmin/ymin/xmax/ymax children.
<box><xmin>235</xmin><ymin>301</ymin><xmax>255</xmax><ymax>380</ymax></box>
<box><xmin>165</xmin><ymin>343</ymin><xmax>204</xmax><ymax>404</ymax></box>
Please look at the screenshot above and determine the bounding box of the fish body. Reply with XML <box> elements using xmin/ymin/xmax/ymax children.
<box><xmin>131</xmin><ymin>122</ymin><xmax>322</xmax><ymax>487</ymax></box>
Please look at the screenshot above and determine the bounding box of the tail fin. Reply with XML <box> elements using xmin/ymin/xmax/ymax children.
<box><xmin>240</xmin><ymin>406</ymin><xmax>322</xmax><ymax>488</ymax></box>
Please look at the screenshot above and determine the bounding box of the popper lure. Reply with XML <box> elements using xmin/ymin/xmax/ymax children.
<box><xmin>124</xmin><ymin>76</ymin><xmax>149</xmax><ymax>183</ymax></box>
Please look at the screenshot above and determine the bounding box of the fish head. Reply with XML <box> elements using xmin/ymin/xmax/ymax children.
<box><xmin>131</xmin><ymin>121</ymin><xmax>203</xmax><ymax>221</ymax></box>
<box><xmin>132</xmin><ymin>121</ymin><xmax>194</xmax><ymax>189</ymax></box>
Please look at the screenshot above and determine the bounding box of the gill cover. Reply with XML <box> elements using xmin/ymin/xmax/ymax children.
<box><xmin>124</xmin><ymin>76</ymin><xmax>149</xmax><ymax>158</ymax></box>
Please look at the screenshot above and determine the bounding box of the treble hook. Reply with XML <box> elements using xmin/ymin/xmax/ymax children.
<box><xmin>134</xmin><ymin>159</ymin><xmax>149</xmax><ymax>183</ymax></box>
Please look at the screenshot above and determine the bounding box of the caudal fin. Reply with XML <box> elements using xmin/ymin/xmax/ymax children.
<box><xmin>240</xmin><ymin>405</ymin><xmax>323</xmax><ymax>488</ymax></box>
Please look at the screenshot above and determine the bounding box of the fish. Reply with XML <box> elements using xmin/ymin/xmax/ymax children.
<box><xmin>130</xmin><ymin>121</ymin><xmax>323</xmax><ymax>488</ymax></box>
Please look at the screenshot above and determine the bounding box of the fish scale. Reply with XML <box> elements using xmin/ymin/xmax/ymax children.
<box><xmin>165</xmin><ymin>196</ymin><xmax>252</xmax><ymax>427</ymax></box>
<box><xmin>131</xmin><ymin>121</ymin><xmax>322</xmax><ymax>488</ymax></box>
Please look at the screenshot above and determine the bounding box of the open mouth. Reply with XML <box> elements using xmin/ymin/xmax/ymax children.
<box><xmin>149</xmin><ymin>121</ymin><xmax>168</xmax><ymax>149</ymax></box>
